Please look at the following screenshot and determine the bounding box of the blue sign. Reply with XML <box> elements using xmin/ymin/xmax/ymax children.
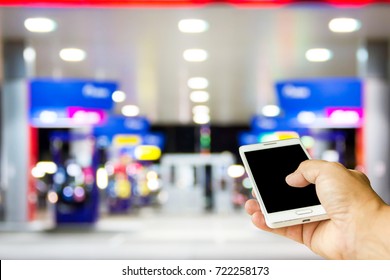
<box><xmin>30</xmin><ymin>79</ymin><xmax>117</xmax><ymax>110</ymax></box>
<box><xmin>29</xmin><ymin>79</ymin><xmax>118</xmax><ymax>127</ymax></box>
<box><xmin>93</xmin><ymin>116</ymin><xmax>150</xmax><ymax>137</ymax></box>
<box><xmin>275</xmin><ymin>77</ymin><xmax>362</xmax><ymax>115</ymax></box>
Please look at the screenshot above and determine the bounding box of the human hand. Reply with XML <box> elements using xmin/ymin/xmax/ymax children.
<box><xmin>245</xmin><ymin>159</ymin><xmax>390</xmax><ymax>259</ymax></box>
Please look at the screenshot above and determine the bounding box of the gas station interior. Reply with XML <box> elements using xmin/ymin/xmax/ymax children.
<box><xmin>1</xmin><ymin>1</ymin><xmax>390</xmax><ymax>259</ymax></box>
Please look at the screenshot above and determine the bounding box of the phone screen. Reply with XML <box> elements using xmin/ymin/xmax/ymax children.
<box><xmin>244</xmin><ymin>144</ymin><xmax>320</xmax><ymax>213</ymax></box>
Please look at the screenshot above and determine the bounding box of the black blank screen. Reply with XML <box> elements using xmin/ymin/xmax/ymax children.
<box><xmin>244</xmin><ymin>144</ymin><xmax>320</xmax><ymax>213</ymax></box>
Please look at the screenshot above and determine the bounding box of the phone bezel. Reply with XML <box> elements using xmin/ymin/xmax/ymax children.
<box><xmin>239</xmin><ymin>138</ymin><xmax>328</xmax><ymax>228</ymax></box>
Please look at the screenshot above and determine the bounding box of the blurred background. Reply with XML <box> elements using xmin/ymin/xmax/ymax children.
<box><xmin>1</xmin><ymin>0</ymin><xmax>390</xmax><ymax>259</ymax></box>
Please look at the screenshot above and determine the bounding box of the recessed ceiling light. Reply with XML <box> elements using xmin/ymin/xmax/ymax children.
<box><xmin>305</xmin><ymin>48</ymin><xmax>333</xmax><ymax>62</ymax></box>
<box><xmin>112</xmin><ymin>90</ymin><xmax>126</xmax><ymax>103</ymax></box>
<box><xmin>193</xmin><ymin>113</ymin><xmax>210</xmax><ymax>124</ymax></box>
<box><xmin>59</xmin><ymin>48</ymin><xmax>86</xmax><ymax>62</ymax></box>
<box><xmin>178</xmin><ymin>19</ymin><xmax>209</xmax><ymax>33</ymax></box>
<box><xmin>187</xmin><ymin>77</ymin><xmax>209</xmax><ymax>90</ymax></box>
<box><xmin>24</xmin><ymin>17</ymin><xmax>57</xmax><ymax>33</ymax></box>
<box><xmin>329</xmin><ymin>17</ymin><xmax>361</xmax><ymax>33</ymax></box>
<box><xmin>183</xmin><ymin>49</ymin><xmax>208</xmax><ymax>62</ymax></box>
<box><xmin>192</xmin><ymin>105</ymin><xmax>210</xmax><ymax>115</ymax></box>
<box><xmin>190</xmin><ymin>91</ymin><xmax>209</xmax><ymax>103</ymax></box>
<box><xmin>121</xmin><ymin>105</ymin><xmax>140</xmax><ymax>117</ymax></box>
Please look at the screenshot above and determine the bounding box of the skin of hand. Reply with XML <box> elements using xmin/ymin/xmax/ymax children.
<box><xmin>245</xmin><ymin>159</ymin><xmax>390</xmax><ymax>259</ymax></box>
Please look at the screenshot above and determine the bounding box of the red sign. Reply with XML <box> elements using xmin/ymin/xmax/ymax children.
<box><xmin>0</xmin><ymin>0</ymin><xmax>386</xmax><ymax>8</ymax></box>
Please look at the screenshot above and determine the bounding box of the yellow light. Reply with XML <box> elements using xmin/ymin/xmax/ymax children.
<box><xmin>276</xmin><ymin>131</ymin><xmax>299</xmax><ymax>140</ymax></box>
<box><xmin>134</xmin><ymin>145</ymin><xmax>162</xmax><ymax>161</ymax></box>
<box><xmin>115</xmin><ymin>179</ymin><xmax>132</xmax><ymax>199</ymax></box>
<box><xmin>113</xmin><ymin>135</ymin><xmax>141</xmax><ymax>147</ymax></box>
<box><xmin>96</xmin><ymin>167</ymin><xmax>108</xmax><ymax>190</ymax></box>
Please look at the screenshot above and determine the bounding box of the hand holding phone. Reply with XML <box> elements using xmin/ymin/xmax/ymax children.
<box><xmin>239</xmin><ymin>138</ymin><xmax>328</xmax><ymax>228</ymax></box>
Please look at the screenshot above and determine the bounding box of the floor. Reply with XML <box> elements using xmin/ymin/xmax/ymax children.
<box><xmin>0</xmin><ymin>209</ymin><xmax>321</xmax><ymax>260</ymax></box>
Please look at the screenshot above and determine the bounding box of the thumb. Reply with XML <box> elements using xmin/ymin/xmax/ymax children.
<box><xmin>285</xmin><ymin>172</ymin><xmax>311</xmax><ymax>188</ymax></box>
<box><xmin>285</xmin><ymin>159</ymin><xmax>327</xmax><ymax>188</ymax></box>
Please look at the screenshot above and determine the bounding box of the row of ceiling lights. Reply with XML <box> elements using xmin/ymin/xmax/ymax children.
<box><xmin>24</xmin><ymin>16</ymin><xmax>140</xmax><ymax>117</ymax></box>
<box><xmin>179</xmin><ymin>19</ymin><xmax>211</xmax><ymax>125</ymax></box>
<box><xmin>24</xmin><ymin>16</ymin><xmax>362</xmax><ymax>64</ymax></box>
<box><xmin>23</xmin><ymin>15</ymin><xmax>362</xmax><ymax>120</ymax></box>
<box><xmin>305</xmin><ymin>17</ymin><xmax>361</xmax><ymax>62</ymax></box>
<box><xmin>24</xmin><ymin>16</ymin><xmax>213</xmax><ymax>120</ymax></box>
<box><xmin>261</xmin><ymin>17</ymin><xmax>362</xmax><ymax>117</ymax></box>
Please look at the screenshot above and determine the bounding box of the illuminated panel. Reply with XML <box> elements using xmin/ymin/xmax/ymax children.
<box><xmin>134</xmin><ymin>145</ymin><xmax>162</xmax><ymax>161</ymax></box>
<box><xmin>113</xmin><ymin>134</ymin><xmax>142</xmax><ymax>147</ymax></box>
<box><xmin>0</xmin><ymin>0</ymin><xmax>214</xmax><ymax>7</ymax></box>
<box><xmin>67</xmin><ymin>107</ymin><xmax>106</xmax><ymax>125</ymax></box>
<box><xmin>325</xmin><ymin>107</ymin><xmax>363</xmax><ymax>127</ymax></box>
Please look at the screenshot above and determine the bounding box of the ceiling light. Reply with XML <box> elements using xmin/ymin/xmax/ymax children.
<box><xmin>23</xmin><ymin>47</ymin><xmax>36</xmax><ymax>63</ymax></box>
<box><xmin>183</xmin><ymin>49</ymin><xmax>208</xmax><ymax>62</ymax></box>
<box><xmin>261</xmin><ymin>105</ymin><xmax>281</xmax><ymax>117</ymax></box>
<box><xmin>329</xmin><ymin>18</ymin><xmax>361</xmax><ymax>33</ymax></box>
<box><xmin>192</xmin><ymin>105</ymin><xmax>210</xmax><ymax>115</ymax></box>
<box><xmin>187</xmin><ymin>77</ymin><xmax>209</xmax><ymax>90</ymax></box>
<box><xmin>190</xmin><ymin>91</ymin><xmax>209</xmax><ymax>103</ymax></box>
<box><xmin>121</xmin><ymin>105</ymin><xmax>140</xmax><ymax>117</ymax></box>
<box><xmin>178</xmin><ymin>19</ymin><xmax>209</xmax><ymax>33</ymax></box>
<box><xmin>305</xmin><ymin>48</ymin><xmax>333</xmax><ymax>62</ymax></box>
<box><xmin>59</xmin><ymin>48</ymin><xmax>86</xmax><ymax>62</ymax></box>
<box><xmin>24</xmin><ymin>17</ymin><xmax>57</xmax><ymax>33</ymax></box>
<box><xmin>193</xmin><ymin>113</ymin><xmax>210</xmax><ymax>124</ymax></box>
<box><xmin>112</xmin><ymin>90</ymin><xmax>126</xmax><ymax>103</ymax></box>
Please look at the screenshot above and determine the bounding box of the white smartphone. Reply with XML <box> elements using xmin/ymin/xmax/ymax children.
<box><xmin>239</xmin><ymin>138</ymin><xmax>328</xmax><ymax>228</ymax></box>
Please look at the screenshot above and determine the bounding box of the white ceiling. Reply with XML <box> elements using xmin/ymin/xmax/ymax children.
<box><xmin>1</xmin><ymin>5</ymin><xmax>390</xmax><ymax>124</ymax></box>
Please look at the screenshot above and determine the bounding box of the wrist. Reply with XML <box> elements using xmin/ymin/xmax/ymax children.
<box><xmin>355</xmin><ymin>203</ymin><xmax>390</xmax><ymax>259</ymax></box>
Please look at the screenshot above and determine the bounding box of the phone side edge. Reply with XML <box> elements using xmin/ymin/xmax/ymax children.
<box><xmin>238</xmin><ymin>147</ymin><xmax>273</xmax><ymax>226</ymax></box>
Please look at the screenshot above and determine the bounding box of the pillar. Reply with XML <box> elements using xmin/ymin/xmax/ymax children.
<box><xmin>361</xmin><ymin>39</ymin><xmax>390</xmax><ymax>204</ymax></box>
<box><xmin>1</xmin><ymin>40</ymin><xmax>30</xmax><ymax>223</ymax></box>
